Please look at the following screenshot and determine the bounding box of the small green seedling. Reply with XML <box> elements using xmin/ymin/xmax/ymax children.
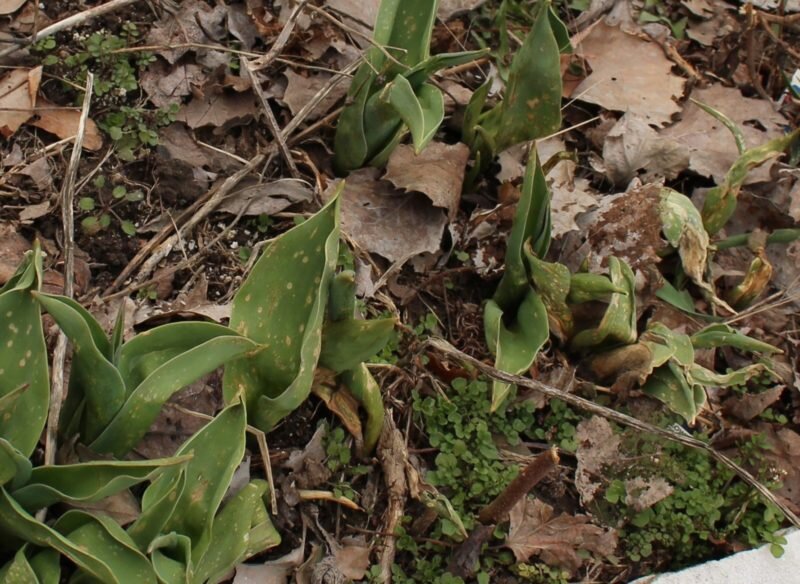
<box><xmin>333</xmin><ymin>0</ymin><xmax>487</xmax><ymax>173</ymax></box>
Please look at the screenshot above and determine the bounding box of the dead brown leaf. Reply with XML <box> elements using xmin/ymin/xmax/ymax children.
<box><xmin>602</xmin><ymin>113</ymin><xmax>689</xmax><ymax>186</ymax></box>
<box><xmin>575</xmin><ymin>416</ymin><xmax>621</xmax><ymax>505</ymax></box>
<box><xmin>31</xmin><ymin>99</ymin><xmax>103</xmax><ymax>151</ymax></box>
<box><xmin>145</xmin><ymin>0</ymin><xmax>227</xmax><ymax>64</ymax></box>
<box><xmin>684</xmin><ymin>0</ymin><xmax>737</xmax><ymax>46</ymax></box>
<box><xmin>624</xmin><ymin>477</ymin><xmax>673</xmax><ymax>512</ymax></box>
<box><xmin>384</xmin><ymin>142</ymin><xmax>469</xmax><ymax>220</ymax></box>
<box><xmin>332</xmin><ymin>538</ymin><xmax>371</xmax><ymax>581</ymax></box>
<box><xmin>723</xmin><ymin>386</ymin><xmax>784</xmax><ymax>423</ymax></box>
<box><xmin>177</xmin><ymin>91</ymin><xmax>259</xmax><ymax>130</ymax></box>
<box><xmin>217</xmin><ymin>178</ymin><xmax>314</xmax><ymax>216</ymax></box>
<box><xmin>583</xmin><ymin>184</ymin><xmax>666</xmax><ymax>271</ymax></box>
<box><xmin>659</xmin><ymin>85</ymin><xmax>788</xmax><ymax>183</ymax></box>
<box><xmin>157</xmin><ymin>123</ymin><xmax>238</xmax><ymax>173</ymax></box>
<box><xmin>574</xmin><ymin>23</ymin><xmax>685</xmax><ymax>126</ymax></box>
<box><xmin>0</xmin><ymin>222</ymin><xmax>30</xmax><ymax>285</ymax></box>
<box><xmin>505</xmin><ymin>497</ymin><xmax>617</xmax><ymax>573</ymax></box>
<box><xmin>233</xmin><ymin>544</ymin><xmax>305</xmax><ymax>584</ymax></box>
<box><xmin>326</xmin><ymin>168</ymin><xmax>448</xmax><ymax>263</ymax></box>
<box><xmin>141</xmin><ymin>60</ymin><xmax>207</xmax><ymax>109</ymax></box>
<box><xmin>282</xmin><ymin>69</ymin><xmax>348</xmax><ymax>122</ymax></box>
<box><xmin>0</xmin><ymin>66</ymin><xmax>41</xmax><ymax>137</ymax></box>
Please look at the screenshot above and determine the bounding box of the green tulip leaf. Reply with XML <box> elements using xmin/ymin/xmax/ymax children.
<box><xmin>0</xmin><ymin>490</ymin><xmax>155</xmax><ymax>584</ymax></box>
<box><xmin>387</xmin><ymin>77</ymin><xmax>444</xmax><ymax>154</ymax></box>
<box><xmin>91</xmin><ymin>335</ymin><xmax>257</xmax><ymax>457</ymax></box>
<box><xmin>690</xmin><ymin>323</ymin><xmax>781</xmax><ymax>354</ymax></box>
<box><xmin>0</xmin><ymin>259</ymin><xmax>48</xmax><ymax>458</ymax></box>
<box><xmin>642</xmin><ymin>362</ymin><xmax>705</xmax><ymax>425</ymax></box>
<box><xmin>191</xmin><ymin>480</ymin><xmax>280</xmax><ymax>584</ymax></box>
<box><xmin>485</xmin><ymin>290</ymin><xmax>549</xmax><ymax>412</ymax></box>
<box><xmin>570</xmin><ymin>257</ymin><xmax>637</xmax><ymax>351</ymax></box>
<box><xmin>127</xmin><ymin>469</ymin><xmax>187</xmax><ymax>551</ymax></box>
<box><xmin>0</xmin><ymin>439</ymin><xmax>31</xmax><ymax>490</ymax></box>
<box><xmin>341</xmin><ymin>363</ymin><xmax>385</xmax><ymax>455</ymax></box>
<box><xmin>0</xmin><ymin>548</ymin><xmax>38</xmax><ymax>583</ymax></box>
<box><xmin>224</xmin><ymin>193</ymin><xmax>340</xmax><ymax>431</ymax></box>
<box><xmin>11</xmin><ymin>457</ymin><xmax>189</xmax><ymax>512</ymax></box>
<box><xmin>319</xmin><ymin>318</ymin><xmax>396</xmax><ymax>374</ymax></box>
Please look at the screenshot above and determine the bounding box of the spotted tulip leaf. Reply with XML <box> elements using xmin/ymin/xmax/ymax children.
<box><xmin>570</xmin><ymin>257</ymin><xmax>637</xmax><ymax>351</ymax></box>
<box><xmin>191</xmin><ymin>480</ymin><xmax>280</xmax><ymax>584</ymax></box>
<box><xmin>127</xmin><ymin>469</ymin><xmax>187</xmax><ymax>550</ymax></box>
<box><xmin>0</xmin><ymin>548</ymin><xmax>38</xmax><ymax>583</ymax></box>
<box><xmin>0</xmin><ymin>248</ymin><xmax>48</xmax><ymax>458</ymax></box>
<box><xmin>642</xmin><ymin>362</ymin><xmax>705</xmax><ymax>425</ymax></box>
<box><xmin>145</xmin><ymin>401</ymin><xmax>246</xmax><ymax>560</ymax></box>
<box><xmin>467</xmin><ymin>0</ymin><xmax>563</xmax><ymax>165</ymax></box>
<box><xmin>10</xmin><ymin>456</ymin><xmax>189</xmax><ymax>513</ymax></box>
<box><xmin>567</xmin><ymin>273</ymin><xmax>626</xmax><ymax>304</ymax></box>
<box><xmin>659</xmin><ymin>188</ymin><xmax>711</xmax><ymax>295</ymax></box>
<box><xmin>341</xmin><ymin>364</ymin><xmax>385</xmax><ymax>455</ymax></box>
<box><xmin>224</xmin><ymin>193</ymin><xmax>340</xmax><ymax>431</ymax></box>
<box><xmin>524</xmin><ymin>246</ymin><xmax>573</xmax><ymax>340</ymax></box>
<box><xmin>690</xmin><ymin>323</ymin><xmax>780</xmax><ymax>354</ymax></box>
<box><xmin>91</xmin><ymin>334</ymin><xmax>257</xmax><ymax>457</ymax></box>
<box><xmin>0</xmin><ymin>491</ymin><xmax>156</xmax><ymax>584</ymax></box>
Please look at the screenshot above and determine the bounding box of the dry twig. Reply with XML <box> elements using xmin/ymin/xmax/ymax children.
<box><xmin>43</xmin><ymin>72</ymin><xmax>94</xmax><ymax>479</ymax></box>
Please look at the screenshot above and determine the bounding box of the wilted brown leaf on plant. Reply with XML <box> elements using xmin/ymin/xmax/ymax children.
<box><xmin>505</xmin><ymin>497</ymin><xmax>617</xmax><ymax>572</ymax></box>
<box><xmin>573</xmin><ymin>23</ymin><xmax>685</xmax><ymax>126</ymax></box>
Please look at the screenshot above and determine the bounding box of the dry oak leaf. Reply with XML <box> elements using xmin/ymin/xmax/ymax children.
<box><xmin>31</xmin><ymin>98</ymin><xmax>103</xmax><ymax>151</ymax></box>
<box><xmin>282</xmin><ymin>69</ymin><xmax>349</xmax><ymax>122</ymax></box>
<box><xmin>177</xmin><ymin>91</ymin><xmax>259</xmax><ymax>129</ymax></box>
<box><xmin>140</xmin><ymin>60</ymin><xmax>207</xmax><ymax>109</ymax></box>
<box><xmin>506</xmin><ymin>497</ymin><xmax>617</xmax><ymax>573</ymax></box>
<box><xmin>602</xmin><ymin>112</ymin><xmax>689</xmax><ymax>186</ymax></box>
<box><xmin>0</xmin><ymin>66</ymin><xmax>41</xmax><ymax>137</ymax></box>
<box><xmin>145</xmin><ymin>0</ymin><xmax>227</xmax><ymax>64</ymax></box>
<box><xmin>659</xmin><ymin>84</ymin><xmax>789</xmax><ymax>184</ymax></box>
<box><xmin>384</xmin><ymin>142</ymin><xmax>470</xmax><ymax>220</ymax></box>
<box><xmin>326</xmin><ymin>168</ymin><xmax>447</xmax><ymax>263</ymax></box>
<box><xmin>573</xmin><ymin>22</ymin><xmax>685</xmax><ymax>126</ymax></box>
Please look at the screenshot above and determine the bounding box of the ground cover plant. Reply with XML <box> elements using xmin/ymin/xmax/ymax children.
<box><xmin>1</xmin><ymin>0</ymin><xmax>800</xmax><ymax>582</ymax></box>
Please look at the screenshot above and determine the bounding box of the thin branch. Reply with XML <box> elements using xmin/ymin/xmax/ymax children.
<box><xmin>243</xmin><ymin>59</ymin><xmax>300</xmax><ymax>179</ymax></box>
<box><xmin>44</xmin><ymin>72</ymin><xmax>93</xmax><ymax>475</ymax></box>
<box><xmin>424</xmin><ymin>337</ymin><xmax>800</xmax><ymax>529</ymax></box>
<box><xmin>249</xmin><ymin>0</ymin><xmax>312</xmax><ymax>71</ymax></box>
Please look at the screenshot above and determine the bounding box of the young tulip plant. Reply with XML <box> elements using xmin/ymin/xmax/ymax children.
<box><xmin>0</xmin><ymin>190</ymin><xmax>396</xmax><ymax>582</ymax></box>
